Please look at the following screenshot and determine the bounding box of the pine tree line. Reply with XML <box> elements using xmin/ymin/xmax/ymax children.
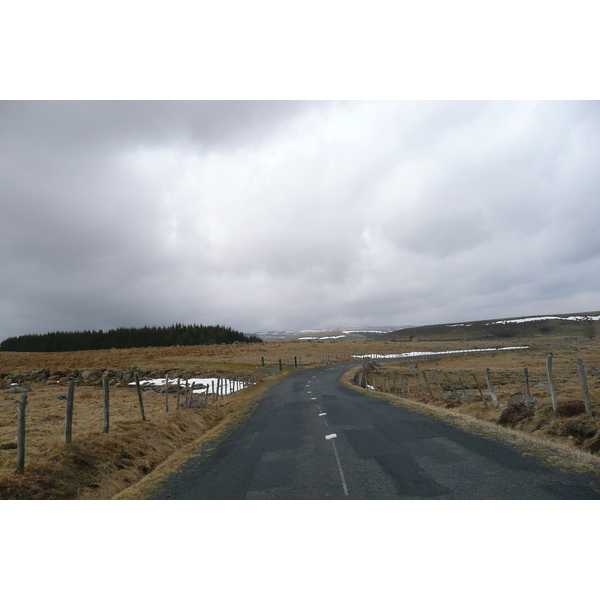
<box><xmin>0</xmin><ymin>324</ymin><xmax>263</xmax><ymax>352</ymax></box>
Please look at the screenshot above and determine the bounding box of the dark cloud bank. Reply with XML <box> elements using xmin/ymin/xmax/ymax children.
<box><xmin>1</xmin><ymin>101</ymin><xmax>599</xmax><ymax>342</ymax></box>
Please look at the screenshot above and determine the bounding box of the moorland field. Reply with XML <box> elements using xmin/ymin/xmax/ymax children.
<box><xmin>2</xmin><ymin>327</ymin><xmax>600</xmax><ymax>499</ymax></box>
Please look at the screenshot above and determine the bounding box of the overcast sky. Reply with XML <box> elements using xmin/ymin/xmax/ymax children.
<box><xmin>1</xmin><ymin>100</ymin><xmax>599</xmax><ymax>340</ymax></box>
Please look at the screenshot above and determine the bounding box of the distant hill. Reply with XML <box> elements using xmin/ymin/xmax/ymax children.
<box><xmin>379</xmin><ymin>311</ymin><xmax>600</xmax><ymax>342</ymax></box>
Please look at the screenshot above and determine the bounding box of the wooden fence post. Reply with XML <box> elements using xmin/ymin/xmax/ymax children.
<box><xmin>134</xmin><ymin>373</ymin><xmax>146</xmax><ymax>421</ymax></box>
<box><xmin>524</xmin><ymin>368</ymin><xmax>532</xmax><ymax>406</ymax></box>
<box><xmin>414</xmin><ymin>372</ymin><xmax>425</xmax><ymax>395</ymax></box>
<box><xmin>102</xmin><ymin>373</ymin><xmax>110</xmax><ymax>434</ymax></box>
<box><xmin>576</xmin><ymin>359</ymin><xmax>593</xmax><ymax>417</ymax></box>
<box><xmin>176</xmin><ymin>377</ymin><xmax>181</xmax><ymax>410</ymax></box>
<box><xmin>546</xmin><ymin>353</ymin><xmax>558</xmax><ymax>413</ymax></box>
<box><xmin>458</xmin><ymin>375</ymin><xmax>469</xmax><ymax>402</ymax></box>
<box><xmin>16</xmin><ymin>394</ymin><xmax>28</xmax><ymax>474</ymax></box>
<box><xmin>65</xmin><ymin>379</ymin><xmax>75</xmax><ymax>444</ymax></box>
<box><xmin>165</xmin><ymin>374</ymin><xmax>169</xmax><ymax>412</ymax></box>
<box><xmin>444</xmin><ymin>373</ymin><xmax>459</xmax><ymax>400</ymax></box>
<box><xmin>471</xmin><ymin>372</ymin><xmax>486</xmax><ymax>405</ymax></box>
<box><xmin>485</xmin><ymin>369</ymin><xmax>499</xmax><ymax>408</ymax></box>
<box><xmin>433</xmin><ymin>370</ymin><xmax>445</xmax><ymax>399</ymax></box>
<box><xmin>421</xmin><ymin>370</ymin><xmax>434</xmax><ymax>399</ymax></box>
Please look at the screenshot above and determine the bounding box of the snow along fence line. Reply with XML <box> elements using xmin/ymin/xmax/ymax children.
<box><xmin>128</xmin><ymin>374</ymin><xmax>256</xmax><ymax>408</ymax></box>
<box><xmin>352</xmin><ymin>346</ymin><xmax>529</xmax><ymax>365</ymax></box>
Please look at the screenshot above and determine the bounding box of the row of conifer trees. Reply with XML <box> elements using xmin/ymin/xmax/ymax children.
<box><xmin>0</xmin><ymin>323</ymin><xmax>263</xmax><ymax>352</ymax></box>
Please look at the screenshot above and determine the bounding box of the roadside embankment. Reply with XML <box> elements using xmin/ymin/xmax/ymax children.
<box><xmin>342</xmin><ymin>362</ymin><xmax>600</xmax><ymax>480</ymax></box>
<box><xmin>0</xmin><ymin>370</ymin><xmax>290</xmax><ymax>500</ymax></box>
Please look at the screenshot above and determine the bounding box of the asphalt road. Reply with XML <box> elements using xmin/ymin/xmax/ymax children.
<box><xmin>152</xmin><ymin>364</ymin><xmax>600</xmax><ymax>499</ymax></box>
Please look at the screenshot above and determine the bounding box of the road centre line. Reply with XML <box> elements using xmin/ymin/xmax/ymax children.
<box><xmin>330</xmin><ymin>438</ymin><xmax>349</xmax><ymax>496</ymax></box>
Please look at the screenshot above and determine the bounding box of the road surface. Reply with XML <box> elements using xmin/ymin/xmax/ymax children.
<box><xmin>152</xmin><ymin>364</ymin><xmax>600</xmax><ymax>499</ymax></box>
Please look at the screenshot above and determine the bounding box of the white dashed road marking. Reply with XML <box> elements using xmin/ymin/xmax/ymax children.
<box><xmin>328</xmin><ymin>436</ymin><xmax>349</xmax><ymax>496</ymax></box>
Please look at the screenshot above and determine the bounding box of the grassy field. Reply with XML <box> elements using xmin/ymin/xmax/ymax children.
<box><xmin>1</xmin><ymin>335</ymin><xmax>600</xmax><ymax>498</ymax></box>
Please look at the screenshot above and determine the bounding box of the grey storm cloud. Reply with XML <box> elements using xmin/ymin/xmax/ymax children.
<box><xmin>1</xmin><ymin>100</ymin><xmax>600</xmax><ymax>341</ymax></box>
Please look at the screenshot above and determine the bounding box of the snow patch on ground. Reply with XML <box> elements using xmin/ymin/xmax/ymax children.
<box><xmin>490</xmin><ymin>315</ymin><xmax>600</xmax><ymax>325</ymax></box>
<box><xmin>447</xmin><ymin>315</ymin><xmax>600</xmax><ymax>327</ymax></box>
<box><xmin>342</xmin><ymin>330</ymin><xmax>386</xmax><ymax>334</ymax></box>
<box><xmin>298</xmin><ymin>334</ymin><xmax>347</xmax><ymax>340</ymax></box>
<box><xmin>352</xmin><ymin>346</ymin><xmax>529</xmax><ymax>360</ymax></box>
<box><xmin>128</xmin><ymin>377</ymin><xmax>252</xmax><ymax>395</ymax></box>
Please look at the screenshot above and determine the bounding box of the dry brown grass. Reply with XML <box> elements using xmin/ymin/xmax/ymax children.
<box><xmin>0</xmin><ymin>337</ymin><xmax>518</xmax><ymax>375</ymax></box>
<box><xmin>0</xmin><ymin>365</ymin><xmax>290</xmax><ymax>499</ymax></box>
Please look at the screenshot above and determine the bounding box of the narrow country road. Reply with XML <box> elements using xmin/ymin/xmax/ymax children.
<box><xmin>152</xmin><ymin>364</ymin><xmax>600</xmax><ymax>499</ymax></box>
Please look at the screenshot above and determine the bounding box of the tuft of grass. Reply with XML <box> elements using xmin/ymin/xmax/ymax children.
<box><xmin>498</xmin><ymin>404</ymin><xmax>535</xmax><ymax>427</ymax></box>
<box><xmin>556</xmin><ymin>400</ymin><xmax>586</xmax><ymax>417</ymax></box>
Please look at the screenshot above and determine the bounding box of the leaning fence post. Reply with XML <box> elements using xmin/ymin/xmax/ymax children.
<box><xmin>524</xmin><ymin>368</ymin><xmax>532</xmax><ymax>406</ymax></box>
<box><xmin>576</xmin><ymin>359</ymin><xmax>593</xmax><ymax>417</ymax></box>
<box><xmin>456</xmin><ymin>375</ymin><xmax>468</xmax><ymax>401</ymax></box>
<box><xmin>102</xmin><ymin>373</ymin><xmax>110</xmax><ymax>434</ymax></box>
<box><xmin>134</xmin><ymin>372</ymin><xmax>146</xmax><ymax>421</ymax></box>
<box><xmin>546</xmin><ymin>353</ymin><xmax>558</xmax><ymax>413</ymax></box>
<box><xmin>65</xmin><ymin>379</ymin><xmax>75</xmax><ymax>444</ymax></box>
<box><xmin>433</xmin><ymin>369</ymin><xmax>445</xmax><ymax>399</ymax></box>
<box><xmin>444</xmin><ymin>373</ymin><xmax>459</xmax><ymax>401</ymax></box>
<box><xmin>412</xmin><ymin>372</ymin><xmax>424</xmax><ymax>395</ymax></box>
<box><xmin>16</xmin><ymin>394</ymin><xmax>28</xmax><ymax>474</ymax></box>
<box><xmin>421</xmin><ymin>370</ymin><xmax>434</xmax><ymax>399</ymax></box>
<box><xmin>471</xmin><ymin>372</ymin><xmax>486</xmax><ymax>405</ymax></box>
<box><xmin>485</xmin><ymin>369</ymin><xmax>499</xmax><ymax>408</ymax></box>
